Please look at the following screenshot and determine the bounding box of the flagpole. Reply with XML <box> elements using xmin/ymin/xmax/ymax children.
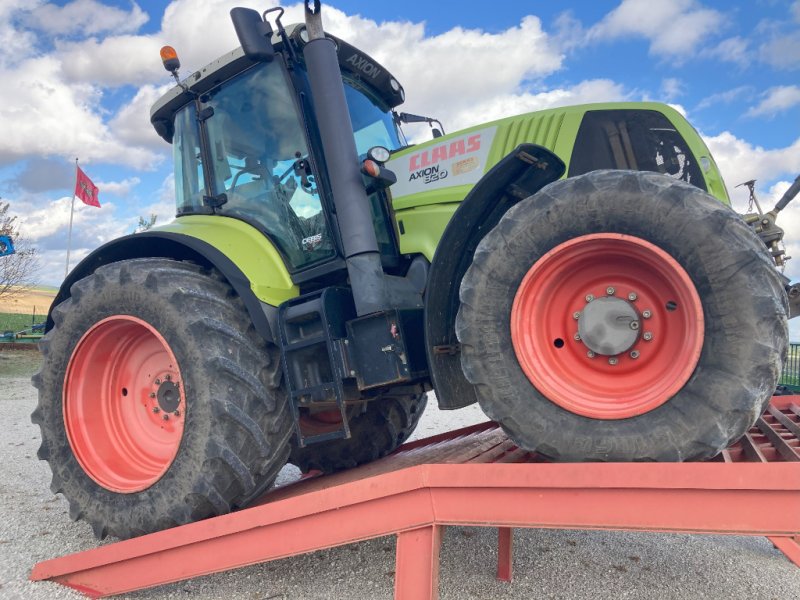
<box><xmin>65</xmin><ymin>158</ymin><xmax>78</xmax><ymax>280</ymax></box>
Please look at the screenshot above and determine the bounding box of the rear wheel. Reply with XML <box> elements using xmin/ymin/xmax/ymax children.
<box><xmin>31</xmin><ymin>258</ymin><xmax>293</xmax><ymax>538</ymax></box>
<box><xmin>290</xmin><ymin>392</ymin><xmax>427</xmax><ymax>473</ymax></box>
<box><xmin>456</xmin><ymin>170</ymin><xmax>788</xmax><ymax>462</ymax></box>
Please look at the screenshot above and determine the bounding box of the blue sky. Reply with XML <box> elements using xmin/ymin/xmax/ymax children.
<box><xmin>1</xmin><ymin>0</ymin><xmax>799</xmax><ymax>336</ymax></box>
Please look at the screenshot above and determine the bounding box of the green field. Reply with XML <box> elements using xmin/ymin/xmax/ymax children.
<box><xmin>0</xmin><ymin>312</ymin><xmax>45</xmax><ymax>333</ymax></box>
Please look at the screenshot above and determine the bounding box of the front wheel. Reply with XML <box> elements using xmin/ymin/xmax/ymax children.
<box><xmin>32</xmin><ymin>258</ymin><xmax>293</xmax><ymax>538</ymax></box>
<box><xmin>456</xmin><ymin>170</ymin><xmax>788</xmax><ymax>462</ymax></box>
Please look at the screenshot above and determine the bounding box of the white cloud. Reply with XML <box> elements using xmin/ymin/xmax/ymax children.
<box><xmin>53</xmin><ymin>0</ymin><xmax>563</xmax><ymax>118</ymax></box>
<box><xmin>660</xmin><ymin>78</ymin><xmax>684</xmax><ymax>101</ymax></box>
<box><xmin>696</xmin><ymin>85</ymin><xmax>751</xmax><ymax>110</ymax></box>
<box><xmin>24</xmin><ymin>0</ymin><xmax>149</xmax><ymax>37</ymax></box>
<box><xmin>14</xmin><ymin>195</ymin><xmax>121</xmax><ymax>244</ymax></box>
<box><xmin>56</xmin><ymin>0</ymin><xmax>273</xmax><ymax>87</ymax></box>
<box><xmin>0</xmin><ymin>56</ymin><xmax>159</xmax><ymax>169</ymax></box>
<box><xmin>96</xmin><ymin>177</ymin><xmax>141</xmax><ymax>197</ymax></box>
<box><xmin>443</xmin><ymin>79</ymin><xmax>629</xmax><ymax>133</ymax></box>
<box><xmin>588</xmin><ymin>0</ymin><xmax>724</xmax><ymax>58</ymax></box>
<box><xmin>57</xmin><ymin>34</ymin><xmax>167</xmax><ymax>87</ymax></box>
<box><xmin>0</xmin><ymin>0</ymin><xmax>43</xmax><ymax>68</ymax></box>
<box><xmin>705</xmin><ymin>132</ymin><xmax>800</xmax><ymax>201</ymax></box>
<box><xmin>11</xmin><ymin>192</ymin><xmax>133</xmax><ymax>285</ymax></box>
<box><xmin>551</xmin><ymin>10</ymin><xmax>585</xmax><ymax>53</ymax></box>
<box><xmin>746</xmin><ymin>85</ymin><xmax>800</xmax><ymax>118</ymax></box>
<box><xmin>293</xmin><ymin>7</ymin><xmax>564</xmax><ymax>123</ymax></box>
<box><xmin>108</xmin><ymin>83</ymin><xmax>173</xmax><ymax>150</ymax></box>
<box><xmin>758</xmin><ymin>32</ymin><xmax>800</xmax><ymax>71</ymax></box>
<box><xmin>702</xmin><ymin>36</ymin><xmax>751</xmax><ymax>67</ymax></box>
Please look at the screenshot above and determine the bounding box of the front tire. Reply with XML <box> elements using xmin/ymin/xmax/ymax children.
<box><xmin>456</xmin><ymin>170</ymin><xmax>788</xmax><ymax>462</ymax></box>
<box><xmin>31</xmin><ymin>258</ymin><xmax>293</xmax><ymax>539</ymax></box>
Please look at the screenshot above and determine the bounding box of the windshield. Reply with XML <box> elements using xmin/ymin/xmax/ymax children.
<box><xmin>172</xmin><ymin>62</ymin><xmax>334</xmax><ymax>270</ymax></box>
<box><xmin>343</xmin><ymin>79</ymin><xmax>401</xmax><ymax>155</ymax></box>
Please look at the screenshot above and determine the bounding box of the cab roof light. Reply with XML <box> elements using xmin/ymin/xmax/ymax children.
<box><xmin>160</xmin><ymin>46</ymin><xmax>181</xmax><ymax>83</ymax></box>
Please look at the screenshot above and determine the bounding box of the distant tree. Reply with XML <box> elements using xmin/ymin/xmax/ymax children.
<box><xmin>135</xmin><ymin>213</ymin><xmax>158</xmax><ymax>233</ymax></box>
<box><xmin>0</xmin><ymin>200</ymin><xmax>40</xmax><ymax>301</ymax></box>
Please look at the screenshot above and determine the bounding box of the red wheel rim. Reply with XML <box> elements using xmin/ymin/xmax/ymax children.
<box><xmin>63</xmin><ymin>316</ymin><xmax>185</xmax><ymax>492</ymax></box>
<box><xmin>511</xmin><ymin>233</ymin><xmax>704</xmax><ymax>419</ymax></box>
<box><xmin>299</xmin><ymin>409</ymin><xmax>344</xmax><ymax>436</ymax></box>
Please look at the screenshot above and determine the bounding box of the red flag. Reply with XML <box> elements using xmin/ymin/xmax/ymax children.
<box><xmin>75</xmin><ymin>166</ymin><xmax>100</xmax><ymax>207</ymax></box>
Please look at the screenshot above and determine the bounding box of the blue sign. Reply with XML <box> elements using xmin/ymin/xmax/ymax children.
<box><xmin>0</xmin><ymin>235</ymin><xmax>15</xmax><ymax>257</ymax></box>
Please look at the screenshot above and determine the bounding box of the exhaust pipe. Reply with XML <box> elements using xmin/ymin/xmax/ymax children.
<box><xmin>302</xmin><ymin>0</ymin><xmax>388</xmax><ymax>316</ymax></box>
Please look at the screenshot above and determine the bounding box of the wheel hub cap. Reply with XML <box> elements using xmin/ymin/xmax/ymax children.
<box><xmin>157</xmin><ymin>380</ymin><xmax>181</xmax><ymax>413</ymax></box>
<box><xmin>578</xmin><ymin>296</ymin><xmax>639</xmax><ymax>356</ymax></box>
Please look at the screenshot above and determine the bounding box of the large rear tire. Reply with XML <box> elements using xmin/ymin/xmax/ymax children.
<box><xmin>31</xmin><ymin>258</ymin><xmax>293</xmax><ymax>539</ymax></box>
<box><xmin>289</xmin><ymin>392</ymin><xmax>427</xmax><ymax>473</ymax></box>
<box><xmin>456</xmin><ymin>170</ymin><xmax>788</xmax><ymax>462</ymax></box>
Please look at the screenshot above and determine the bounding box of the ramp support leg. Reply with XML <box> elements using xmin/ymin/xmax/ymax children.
<box><xmin>497</xmin><ymin>527</ymin><xmax>513</xmax><ymax>582</ymax></box>
<box><xmin>394</xmin><ymin>525</ymin><xmax>443</xmax><ymax>600</ymax></box>
<box><xmin>768</xmin><ymin>535</ymin><xmax>800</xmax><ymax>567</ymax></box>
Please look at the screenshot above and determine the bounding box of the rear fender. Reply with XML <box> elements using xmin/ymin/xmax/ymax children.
<box><xmin>425</xmin><ymin>144</ymin><xmax>565</xmax><ymax>409</ymax></box>
<box><xmin>48</xmin><ymin>217</ymin><xmax>298</xmax><ymax>344</ymax></box>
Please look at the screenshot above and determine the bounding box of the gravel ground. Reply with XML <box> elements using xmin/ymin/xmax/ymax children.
<box><xmin>1</xmin><ymin>350</ymin><xmax>799</xmax><ymax>599</ymax></box>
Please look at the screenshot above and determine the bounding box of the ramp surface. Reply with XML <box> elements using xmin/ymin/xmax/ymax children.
<box><xmin>31</xmin><ymin>396</ymin><xmax>800</xmax><ymax>599</ymax></box>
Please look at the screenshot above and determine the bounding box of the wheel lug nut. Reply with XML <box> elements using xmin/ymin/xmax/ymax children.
<box><xmin>174</xmin><ymin>410</ymin><xmax>181</xmax><ymax>417</ymax></box>
<box><xmin>643</xmin><ymin>332</ymin><xmax>653</xmax><ymax>341</ymax></box>
<box><xmin>587</xmin><ymin>351</ymin><xmax>596</xmax><ymax>358</ymax></box>
<box><xmin>628</xmin><ymin>292</ymin><xmax>638</xmax><ymax>301</ymax></box>
<box><xmin>154</xmin><ymin>378</ymin><xmax>161</xmax><ymax>385</ymax></box>
<box><xmin>642</xmin><ymin>310</ymin><xmax>652</xmax><ymax>319</ymax></box>
<box><xmin>152</xmin><ymin>407</ymin><xmax>160</xmax><ymax>413</ymax></box>
<box><xmin>165</xmin><ymin>374</ymin><xmax>172</xmax><ymax>381</ymax></box>
<box><xmin>585</xmin><ymin>294</ymin><xmax>594</xmax><ymax>303</ymax></box>
<box><xmin>630</xmin><ymin>321</ymin><xmax>640</xmax><ymax>330</ymax></box>
<box><xmin>608</xmin><ymin>357</ymin><xmax>618</xmax><ymax>365</ymax></box>
<box><xmin>630</xmin><ymin>350</ymin><xmax>640</xmax><ymax>359</ymax></box>
<box><xmin>149</xmin><ymin>392</ymin><xmax>156</xmax><ymax>398</ymax></box>
<box><xmin>163</xmin><ymin>414</ymin><xmax>170</xmax><ymax>421</ymax></box>
<box><xmin>606</xmin><ymin>287</ymin><xmax>615</xmax><ymax>295</ymax></box>
<box><xmin>573</xmin><ymin>332</ymin><xmax>581</xmax><ymax>341</ymax></box>
<box><xmin>573</xmin><ymin>311</ymin><xmax>581</xmax><ymax>320</ymax></box>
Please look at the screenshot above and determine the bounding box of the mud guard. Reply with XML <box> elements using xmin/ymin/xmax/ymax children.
<box><xmin>47</xmin><ymin>231</ymin><xmax>282</xmax><ymax>344</ymax></box>
<box><xmin>425</xmin><ymin>144</ymin><xmax>565</xmax><ymax>410</ymax></box>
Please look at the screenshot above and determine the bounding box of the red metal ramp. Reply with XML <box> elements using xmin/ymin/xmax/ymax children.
<box><xmin>31</xmin><ymin>396</ymin><xmax>800</xmax><ymax>599</ymax></box>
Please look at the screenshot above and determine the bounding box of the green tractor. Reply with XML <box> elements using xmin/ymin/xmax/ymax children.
<box><xmin>33</xmin><ymin>2</ymin><xmax>796</xmax><ymax>539</ymax></box>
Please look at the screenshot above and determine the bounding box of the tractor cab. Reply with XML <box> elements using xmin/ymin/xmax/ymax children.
<box><xmin>151</xmin><ymin>23</ymin><xmax>405</xmax><ymax>279</ymax></box>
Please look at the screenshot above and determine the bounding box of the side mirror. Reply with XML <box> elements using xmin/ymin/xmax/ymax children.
<box><xmin>230</xmin><ymin>7</ymin><xmax>275</xmax><ymax>62</ymax></box>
